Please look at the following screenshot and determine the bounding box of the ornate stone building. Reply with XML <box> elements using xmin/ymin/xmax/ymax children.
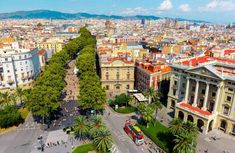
<box><xmin>100</xmin><ymin>57</ymin><xmax>135</xmax><ymax>98</ymax></box>
<box><xmin>167</xmin><ymin>56</ymin><xmax>235</xmax><ymax>135</ymax></box>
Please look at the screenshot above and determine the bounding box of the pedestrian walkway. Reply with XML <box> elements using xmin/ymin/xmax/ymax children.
<box><xmin>48</xmin><ymin>59</ymin><xmax>79</xmax><ymax>131</ymax></box>
<box><xmin>17</xmin><ymin>113</ymin><xmax>41</xmax><ymax>131</ymax></box>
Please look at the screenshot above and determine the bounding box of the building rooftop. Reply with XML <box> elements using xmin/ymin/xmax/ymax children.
<box><xmin>0</xmin><ymin>48</ymin><xmax>36</xmax><ymax>55</ymax></box>
<box><xmin>179</xmin><ymin>103</ymin><xmax>211</xmax><ymax>116</ymax></box>
<box><xmin>100</xmin><ymin>56</ymin><xmax>134</xmax><ymax>65</ymax></box>
<box><xmin>181</xmin><ymin>56</ymin><xmax>235</xmax><ymax>67</ymax></box>
<box><xmin>136</xmin><ymin>60</ymin><xmax>171</xmax><ymax>74</ymax></box>
<box><xmin>133</xmin><ymin>93</ymin><xmax>148</xmax><ymax>102</ymax></box>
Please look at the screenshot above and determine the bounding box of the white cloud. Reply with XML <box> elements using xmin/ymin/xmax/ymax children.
<box><xmin>158</xmin><ymin>0</ymin><xmax>173</xmax><ymax>11</ymax></box>
<box><xmin>179</xmin><ymin>4</ymin><xmax>191</xmax><ymax>12</ymax></box>
<box><xmin>200</xmin><ymin>0</ymin><xmax>235</xmax><ymax>11</ymax></box>
<box><xmin>121</xmin><ymin>7</ymin><xmax>147</xmax><ymax>15</ymax></box>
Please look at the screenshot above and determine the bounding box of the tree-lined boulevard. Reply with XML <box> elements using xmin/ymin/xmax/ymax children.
<box><xmin>1</xmin><ymin>27</ymin><xmax>235</xmax><ymax>153</ymax></box>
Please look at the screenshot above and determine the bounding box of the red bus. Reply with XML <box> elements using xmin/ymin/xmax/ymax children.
<box><xmin>124</xmin><ymin>122</ymin><xmax>144</xmax><ymax>145</ymax></box>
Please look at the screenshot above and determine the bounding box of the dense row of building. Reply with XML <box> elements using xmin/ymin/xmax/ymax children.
<box><xmin>0</xmin><ymin>19</ymin><xmax>80</xmax><ymax>90</ymax></box>
<box><xmin>94</xmin><ymin>19</ymin><xmax>235</xmax><ymax>136</ymax></box>
<box><xmin>1</xmin><ymin>18</ymin><xmax>235</xmax><ymax>136</ymax></box>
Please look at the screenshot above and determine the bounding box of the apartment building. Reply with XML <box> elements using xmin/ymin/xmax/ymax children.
<box><xmin>36</xmin><ymin>41</ymin><xmax>63</xmax><ymax>53</ymax></box>
<box><xmin>135</xmin><ymin>60</ymin><xmax>171</xmax><ymax>93</ymax></box>
<box><xmin>0</xmin><ymin>48</ymin><xmax>40</xmax><ymax>89</ymax></box>
<box><xmin>100</xmin><ymin>57</ymin><xmax>135</xmax><ymax>98</ymax></box>
<box><xmin>167</xmin><ymin>56</ymin><xmax>235</xmax><ymax>135</ymax></box>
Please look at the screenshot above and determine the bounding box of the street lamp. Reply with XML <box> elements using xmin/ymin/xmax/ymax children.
<box><xmin>70</xmin><ymin>134</ymin><xmax>75</xmax><ymax>150</ymax></box>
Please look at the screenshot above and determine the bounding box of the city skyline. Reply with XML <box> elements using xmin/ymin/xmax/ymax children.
<box><xmin>0</xmin><ymin>0</ymin><xmax>235</xmax><ymax>23</ymax></box>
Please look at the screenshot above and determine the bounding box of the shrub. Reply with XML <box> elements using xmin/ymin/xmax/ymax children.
<box><xmin>0</xmin><ymin>106</ymin><xmax>24</xmax><ymax>128</ymax></box>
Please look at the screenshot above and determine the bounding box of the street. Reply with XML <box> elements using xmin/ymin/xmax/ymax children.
<box><xmin>104</xmin><ymin>106</ymin><xmax>160</xmax><ymax>153</ymax></box>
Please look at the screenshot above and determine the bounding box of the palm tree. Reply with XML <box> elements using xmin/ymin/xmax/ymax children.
<box><xmin>151</xmin><ymin>91</ymin><xmax>163</xmax><ymax>116</ymax></box>
<box><xmin>93</xmin><ymin>127</ymin><xmax>113</xmax><ymax>152</ymax></box>
<box><xmin>145</xmin><ymin>87</ymin><xmax>155</xmax><ymax>104</ymax></box>
<box><xmin>169</xmin><ymin>118</ymin><xmax>184</xmax><ymax>135</ymax></box>
<box><xmin>142</xmin><ymin>105</ymin><xmax>155</xmax><ymax>128</ymax></box>
<box><xmin>1</xmin><ymin>92</ymin><xmax>13</xmax><ymax>106</ymax></box>
<box><xmin>183</xmin><ymin>121</ymin><xmax>199</xmax><ymax>138</ymax></box>
<box><xmin>74</xmin><ymin>116</ymin><xmax>90</xmax><ymax>140</ymax></box>
<box><xmin>90</xmin><ymin>115</ymin><xmax>104</xmax><ymax>138</ymax></box>
<box><xmin>0</xmin><ymin>92</ymin><xmax>4</xmax><ymax>107</ymax></box>
<box><xmin>173</xmin><ymin>132</ymin><xmax>196</xmax><ymax>153</ymax></box>
<box><xmin>15</xmin><ymin>87</ymin><xmax>24</xmax><ymax>105</ymax></box>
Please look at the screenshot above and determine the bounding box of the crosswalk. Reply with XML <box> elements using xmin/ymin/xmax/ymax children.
<box><xmin>110</xmin><ymin>145</ymin><xmax>121</xmax><ymax>153</ymax></box>
<box><xmin>117</xmin><ymin>134</ymin><xmax>130</xmax><ymax>142</ymax></box>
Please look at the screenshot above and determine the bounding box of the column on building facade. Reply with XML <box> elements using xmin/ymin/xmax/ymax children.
<box><xmin>202</xmin><ymin>82</ymin><xmax>210</xmax><ymax>111</ymax></box>
<box><xmin>177</xmin><ymin>75</ymin><xmax>181</xmax><ymax>98</ymax></box>
<box><xmin>185</xmin><ymin>77</ymin><xmax>190</xmax><ymax>102</ymax></box>
<box><xmin>213</xmin><ymin>84</ymin><xmax>222</xmax><ymax>114</ymax></box>
<box><xmin>230</xmin><ymin>92</ymin><xmax>235</xmax><ymax>118</ymax></box>
<box><xmin>193</xmin><ymin>79</ymin><xmax>199</xmax><ymax>107</ymax></box>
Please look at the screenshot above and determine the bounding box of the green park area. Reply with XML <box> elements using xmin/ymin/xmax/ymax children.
<box><xmin>115</xmin><ymin>106</ymin><xmax>137</xmax><ymax>114</ymax></box>
<box><xmin>109</xmin><ymin>93</ymin><xmax>136</xmax><ymax>114</ymax></box>
<box><xmin>72</xmin><ymin>143</ymin><xmax>95</xmax><ymax>153</ymax></box>
<box><xmin>138</xmin><ymin>122</ymin><xmax>171</xmax><ymax>152</ymax></box>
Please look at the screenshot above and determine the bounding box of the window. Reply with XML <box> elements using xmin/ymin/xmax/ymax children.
<box><xmin>126</xmin><ymin>84</ymin><xmax>130</xmax><ymax>89</ymax></box>
<box><xmin>228</xmin><ymin>88</ymin><xmax>233</xmax><ymax>92</ymax></box>
<box><xmin>223</xmin><ymin>106</ymin><xmax>229</xmax><ymax>115</ymax></box>
<box><xmin>106</xmin><ymin>85</ymin><xmax>109</xmax><ymax>90</ymax></box>
<box><xmin>173</xmin><ymin>89</ymin><xmax>176</xmax><ymax>96</ymax></box>
<box><xmin>5</xmin><ymin>58</ymin><xmax>8</xmax><ymax>61</ymax></box>
<box><xmin>232</xmin><ymin>125</ymin><xmax>235</xmax><ymax>134</ymax></box>
<box><xmin>116</xmin><ymin>86</ymin><xmax>120</xmax><ymax>90</ymax></box>
<box><xmin>174</xmin><ymin>80</ymin><xmax>177</xmax><ymax>85</ymax></box>
<box><xmin>227</xmin><ymin>96</ymin><xmax>232</xmax><ymax>102</ymax></box>
<box><xmin>182</xmin><ymin>83</ymin><xmax>185</xmax><ymax>88</ymax></box>
<box><xmin>192</xmin><ymin>86</ymin><xmax>196</xmax><ymax>92</ymax></box>
<box><xmin>7</xmin><ymin>70</ymin><xmax>10</xmax><ymax>73</ymax></box>
<box><xmin>105</xmin><ymin>72</ymin><xmax>109</xmax><ymax>80</ymax></box>
<box><xmin>212</xmin><ymin>92</ymin><xmax>216</xmax><ymax>97</ymax></box>
<box><xmin>19</xmin><ymin>56</ymin><xmax>21</xmax><ymax>59</ymax></box>
<box><xmin>201</xmin><ymin>89</ymin><xmax>205</xmax><ymax>95</ymax></box>
<box><xmin>25</xmin><ymin>55</ymin><xmax>27</xmax><ymax>58</ymax></box>
<box><xmin>116</xmin><ymin>72</ymin><xmax>120</xmax><ymax>80</ymax></box>
<box><xmin>127</xmin><ymin>72</ymin><xmax>130</xmax><ymax>80</ymax></box>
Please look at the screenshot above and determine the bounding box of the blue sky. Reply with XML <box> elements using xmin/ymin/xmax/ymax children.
<box><xmin>0</xmin><ymin>0</ymin><xmax>235</xmax><ymax>23</ymax></box>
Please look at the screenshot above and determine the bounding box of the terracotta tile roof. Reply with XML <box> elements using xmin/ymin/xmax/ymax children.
<box><xmin>180</xmin><ymin>103</ymin><xmax>211</xmax><ymax>116</ymax></box>
<box><xmin>224</xmin><ymin>49</ymin><xmax>235</xmax><ymax>56</ymax></box>
<box><xmin>38</xmin><ymin>49</ymin><xmax>46</xmax><ymax>55</ymax></box>
<box><xmin>182</xmin><ymin>56</ymin><xmax>235</xmax><ymax>67</ymax></box>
